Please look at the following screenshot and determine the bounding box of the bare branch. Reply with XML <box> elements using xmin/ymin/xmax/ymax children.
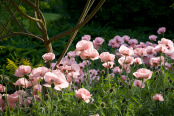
<box><xmin>0</xmin><ymin>0</ymin><xmax>23</xmax><ymax>35</ymax></box>
<box><xmin>2</xmin><ymin>1</ymin><xmax>29</xmax><ymax>34</ymax></box>
<box><xmin>49</xmin><ymin>0</ymin><xmax>105</xmax><ymax>43</ymax></box>
<box><xmin>10</xmin><ymin>0</ymin><xmax>41</xmax><ymax>22</ymax></box>
<box><xmin>54</xmin><ymin>0</ymin><xmax>96</xmax><ymax>68</ymax></box>
<box><xmin>0</xmin><ymin>32</ymin><xmax>44</xmax><ymax>42</ymax></box>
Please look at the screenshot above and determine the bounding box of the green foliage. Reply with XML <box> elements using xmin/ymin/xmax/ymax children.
<box><xmin>63</xmin><ymin>0</ymin><xmax>174</xmax><ymax>30</ymax></box>
<box><xmin>6</xmin><ymin>58</ymin><xmax>18</xmax><ymax>75</ymax></box>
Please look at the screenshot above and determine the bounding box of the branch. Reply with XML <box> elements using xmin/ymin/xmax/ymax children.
<box><xmin>23</xmin><ymin>0</ymin><xmax>46</xmax><ymax>25</ymax></box>
<box><xmin>10</xmin><ymin>0</ymin><xmax>41</xmax><ymax>22</ymax></box>
<box><xmin>0</xmin><ymin>32</ymin><xmax>44</xmax><ymax>42</ymax></box>
<box><xmin>54</xmin><ymin>0</ymin><xmax>96</xmax><ymax>68</ymax></box>
<box><xmin>49</xmin><ymin>0</ymin><xmax>105</xmax><ymax>43</ymax></box>
<box><xmin>2</xmin><ymin>1</ymin><xmax>29</xmax><ymax>33</ymax></box>
<box><xmin>0</xmin><ymin>0</ymin><xmax>23</xmax><ymax>35</ymax></box>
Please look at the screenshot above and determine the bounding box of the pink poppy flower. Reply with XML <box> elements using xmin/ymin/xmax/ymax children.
<box><xmin>157</xmin><ymin>27</ymin><xmax>166</xmax><ymax>34</ymax></box>
<box><xmin>82</xmin><ymin>35</ymin><xmax>91</xmax><ymax>41</ymax></box>
<box><xmin>67</xmin><ymin>51</ymin><xmax>76</xmax><ymax>58</ymax></box>
<box><xmin>128</xmin><ymin>39</ymin><xmax>138</xmax><ymax>45</ymax></box>
<box><xmin>122</xmin><ymin>35</ymin><xmax>130</xmax><ymax>42</ymax></box>
<box><xmin>112</xmin><ymin>67</ymin><xmax>122</xmax><ymax>73</ymax></box>
<box><xmin>158</xmin><ymin>38</ymin><xmax>174</xmax><ymax>51</ymax></box>
<box><xmin>119</xmin><ymin>45</ymin><xmax>134</xmax><ymax>56</ymax></box>
<box><xmin>75</xmin><ymin>40</ymin><xmax>93</xmax><ymax>55</ymax></box>
<box><xmin>146</xmin><ymin>41</ymin><xmax>153</xmax><ymax>46</ymax></box>
<box><xmin>164</xmin><ymin>62</ymin><xmax>172</xmax><ymax>70</ymax></box>
<box><xmin>134</xmin><ymin>58</ymin><xmax>142</xmax><ymax>64</ymax></box>
<box><xmin>75</xmin><ymin>88</ymin><xmax>92</xmax><ymax>103</ymax></box>
<box><xmin>108</xmin><ymin>39</ymin><xmax>120</xmax><ymax>48</ymax></box>
<box><xmin>100</xmin><ymin>52</ymin><xmax>115</xmax><ymax>62</ymax></box>
<box><xmin>102</xmin><ymin>62</ymin><xmax>114</xmax><ymax>69</ymax></box>
<box><xmin>114</xmin><ymin>35</ymin><xmax>124</xmax><ymax>44</ymax></box>
<box><xmin>154</xmin><ymin>44</ymin><xmax>168</xmax><ymax>53</ymax></box>
<box><xmin>153</xmin><ymin>93</ymin><xmax>164</xmax><ymax>101</ymax></box>
<box><xmin>64</xmin><ymin>64</ymin><xmax>80</xmax><ymax>78</ymax></box>
<box><xmin>149</xmin><ymin>35</ymin><xmax>157</xmax><ymax>41</ymax></box>
<box><xmin>89</xmin><ymin>113</ymin><xmax>100</xmax><ymax>116</ymax></box>
<box><xmin>134</xmin><ymin>48</ymin><xmax>147</xmax><ymax>56</ymax></box>
<box><xmin>14</xmin><ymin>90</ymin><xmax>27</xmax><ymax>97</ymax></box>
<box><xmin>0</xmin><ymin>84</ymin><xmax>6</xmax><ymax>92</ymax></box>
<box><xmin>133</xmin><ymin>68</ymin><xmax>152</xmax><ymax>80</ymax></box>
<box><xmin>121</xmin><ymin>75</ymin><xmax>126</xmax><ymax>82</ymax></box>
<box><xmin>93</xmin><ymin>37</ymin><xmax>104</xmax><ymax>50</ymax></box>
<box><xmin>29</xmin><ymin>67</ymin><xmax>50</xmax><ymax>80</ymax></box>
<box><xmin>43</xmin><ymin>71</ymin><xmax>69</xmax><ymax>91</ymax></box>
<box><xmin>14</xmin><ymin>65</ymin><xmax>31</xmax><ymax>77</ymax></box>
<box><xmin>165</xmin><ymin>50</ymin><xmax>174</xmax><ymax>59</ymax></box>
<box><xmin>79</xmin><ymin>48</ymin><xmax>99</xmax><ymax>60</ymax></box>
<box><xmin>133</xmin><ymin>79</ymin><xmax>145</xmax><ymax>88</ymax></box>
<box><xmin>118</xmin><ymin>56</ymin><xmax>134</xmax><ymax>66</ymax></box>
<box><xmin>33</xmin><ymin>84</ymin><xmax>42</xmax><ymax>95</ymax></box>
<box><xmin>146</xmin><ymin>46</ymin><xmax>155</xmax><ymax>55</ymax></box>
<box><xmin>149</xmin><ymin>56</ymin><xmax>164</xmax><ymax>67</ymax></box>
<box><xmin>42</xmin><ymin>52</ymin><xmax>55</xmax><ymax>62</ymax></box>
<box><xmin>7</xmin><ymin>94</ymin><xmax>21</xmax><ymax>103</ymax></box>
<box><xmin>13</xmin><ymin>78</ymin><xmax>32</xmax><ymax>88</ymax></box>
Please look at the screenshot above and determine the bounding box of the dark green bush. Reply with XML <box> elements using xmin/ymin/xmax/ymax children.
<box><xmin>63</xmin><ymin>0</ymin><xmax>174</xmax><ymax>30</ymax></box>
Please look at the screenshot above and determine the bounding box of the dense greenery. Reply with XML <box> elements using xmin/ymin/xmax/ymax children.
<box><xmin>0</xmin><ymin>1</ymin><xmax>174</xmax><ymax>115</ymax></box>
<box><xmin>63</xmin><ymin>0</ymin><xmax>174</xmax><ymax>30</ymax></box>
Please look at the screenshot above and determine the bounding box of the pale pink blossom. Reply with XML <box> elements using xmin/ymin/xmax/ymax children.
<box><xmin>158</xmin><ymin>38</ymin><xmax>174</xmax><ymax>51</ymax></box>
<box><xmin>100</xmin><ymin>52</ymin><xmax>115</xmax><ymax>62</ymax></box>
<box><xmin>146</xmin><ymin>41</ymin><xmax>153</xmax><ymax>46</ymax></box>
<box><xmin>153</xmin><ymin>93</ymin><xmax>164</xmax><ymax>101</ymax></box>
<box><xmin>89</xmin><ymin>113</ymin><xmax>100</xmax><ymax>116</ymax></box>
<box><xmin>134</xmin><ymin>58</ymin><xmax>142</xmax><ymax>64</ymax></box>
<box><xmin>75</xmin><ymin>40</ymin><xmax>93</xmax><ymax>55</ymax></box>
<box><xmin>149</xmin><ymin>56</ymin><xmax>165</xmax><ymax>67</ymax></box>
<box><xmin>121</xmin><ymin>75</ymin><xmax>126</xmax><ymax>82</ymax></box>
<box><xmin>149</xmin><ymin>35</ymin><xmax>157</xmax><ymax>41</ymax></box>
<box><xmin>112</xmin><ymin>67</ymin><xmax>122</xmax><ymax>73</ymax></box>
<box><xmin>119</xmin><ymin>45</ymin><xmax>134</xmax><ymax>56</ymax></box>
<box><xmin>64</xmin><ymin>64</ymin><xmax>80</xmax><ymax>78</ymax></box>
<box><xmin>140</xmin><ymin>42</ymin><xmax>147</xmax><ymax>48</ymax></box>
<box><xmin>79</xmin><ymin>48</ymin><xmax>99</xmax><ymax>60</ymax></box>
<box><xmin>146</xmin><ymin>46</ymin><xmax>155</xmax><ymax>55</ymax></box>
<box><xmin>157</xmin><ymin>27</ymin><xmax>166</xmax><ymax>34</ymax></box>
<box><xmin>82</xmin><ymin>35</ymin><xmax>91</xmax><ymax>41</ymax></box>
<box><xmin>67</xmin><ymin>51</ymin><xmax>76</xmax><ymax>58</ymax></box>
<box><xmin>133</xmin><ymin>79</ymin><xmax>145</xmax><ymax>88</ymax></box>
<box><xmin>165</xmin><ymin>50</ymin><xmax>174</xmax><ymax>59</ymax></box>
<box><xmin>33</xmin><ymin>84</ymin><xmax>42</xmax><ymax>95</ymax></box>
<box><xmin>93</xmin><ymin>37</ymin><xmax>104</xmax><ymax>50</ymax></box>
<box><xmin>14</xmin><ymin>65</ymin><xmax>31</xmax><ymax>77</ymax></box>
<box><xmin>164</xmin><ymin>62</ymin><xmax>172</xmax><ymax>70</ymax></box>
<box><xmin>0</xmin><ymin>84</ymin><xmax>6</xmax><ymax>92</ymax></box>
<box><xmin>29</xmin><ymin>67</ymin><xmax>50</xmax><ymax>80</ymax></box>
<box><xmin>134</xmin><ymin>48</ymin><xmax>147</xmax><ymax>56</ymax></box>
<box><xmin>154</xmin><ymin>44</ymin><xmax>168</xmax><ymax>53</ymax></box>
<box><xmin>133</xmin><ymin>68</ymin><xmax>152</xmax><ymax>80</ymax></box>
<box><xmin>42</xmin><ymin>52</ymin><xmax>55</xmax><ymax>62</ymax></box>
<box><xmin>44</xmin><ymin>71</ymin><xmax>69</xmax><ymax>91</ymax></box>
<box><xmin>102</xmin><ymin>62</ymin><xmax>114</xmax><ymax>69</ymax></box>
<box><xmin>114</xmin><ymin>35</ymin><xmax>124</xmax><ymax>44</ymax></box>
<box><xmin>128</xmin><ymin>39</ymin><xmax>138</xmax><ymax>45</ymax></box>
<box><xmin>75</xmin><ymin>88</ymin><xmax>92</xmax><ymax>103</ymax></box>
<box><xmin>14</xmin><ymin>90</ymin><xmax>27</xmax><ymax>97</ymax></box>
<box><xmin>108</xmin><ymin>39</ymin><xmax>120</xmax><ymax>48</ymax></box>
<box><xmin>13</xmin><ymin>78</ymin><xmax>32</xmax><ymax>88</ymax></box>
<box><xmin>118</xmin><ymin>56</ymin><xmax>134</xmax><ymax>66</ymax></box>
<box><xmin>122</xmin><ymin>35</ymin><xmax>130</xmax><ymax>42</ymax></box>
